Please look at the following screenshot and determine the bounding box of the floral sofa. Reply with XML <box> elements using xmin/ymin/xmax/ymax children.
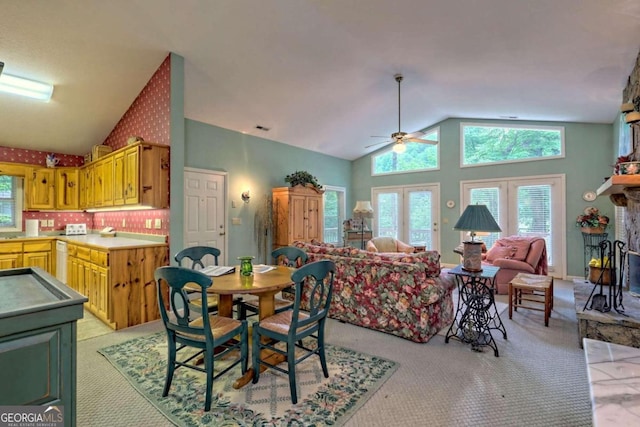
<box><xmin>290</xmin><ymin>241</ymin><xmax>456</xmax><ymax>343</ymax></box>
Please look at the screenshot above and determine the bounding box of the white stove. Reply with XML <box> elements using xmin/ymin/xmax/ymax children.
<box><xmin>65</xmin><ymin>223</ymin><xmax>87</xmax><ymax>236</ymax></box>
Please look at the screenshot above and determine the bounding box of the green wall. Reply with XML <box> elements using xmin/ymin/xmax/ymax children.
<box><xmin>183</xmin><ymin>119</ymin><xmax>351</xmax><ymax>262</ymax></box>
<box><xmin>352</xmin><ymin>118</ymin><xmax>614</xmax><ymax>276</ymax></box>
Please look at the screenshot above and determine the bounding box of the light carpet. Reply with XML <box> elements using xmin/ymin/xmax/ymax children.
<box><xmin>98</xmin><ymin>331</ymin><xmax>397</xmax><ymax>426</ymax></box>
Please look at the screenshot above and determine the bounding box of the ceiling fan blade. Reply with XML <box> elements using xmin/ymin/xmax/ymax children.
<box><xmin>370</xmin><ymin>135</ymin><xmax>389</xmax><ymax>138</ymax></box>
<box><xmin>405</xmin><ymin>137</ymin><xmax>438</xmax><ymax>145</ymax></box>
<box><xmin>404</xmin><ymin>131</ymin><xmax>425</xmax><ymax>139</ymax></box>
<box><xmin>365</xmin><ymin>140</ymin><xmax>391</xmax><ymax>149</ymax></box>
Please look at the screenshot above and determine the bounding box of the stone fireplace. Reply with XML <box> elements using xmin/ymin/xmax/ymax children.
<box><xmin>574</xmin><ymin>50</ymin><xmax>640</xmax><ymax>348</ymax></box>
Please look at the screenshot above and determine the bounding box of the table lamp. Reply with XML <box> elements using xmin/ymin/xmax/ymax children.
<box><xmin>453</xmin><ymin>204</ymin><xmax>501</xmax><ymax>272</ymax></box>
<box><xmin>353</xmin><ymin>201</ymin><xmax>374</xmax><ymax>249</ymax></box>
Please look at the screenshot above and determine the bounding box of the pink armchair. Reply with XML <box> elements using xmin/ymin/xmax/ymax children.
<box><xmin>482</xmin><ymin>236</ymin><xmax>548</xmax><ymax>294</ymax></box>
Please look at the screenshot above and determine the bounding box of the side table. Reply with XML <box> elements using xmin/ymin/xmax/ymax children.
<box><xmin>445</xmin><ymin>264</ymin><xmax>507</xmax><ymax>356</ymax></box>
<box><xmin>343</xmin><ymin>230</ymin><xmax>372</xmax><ymax>249</ymax></box>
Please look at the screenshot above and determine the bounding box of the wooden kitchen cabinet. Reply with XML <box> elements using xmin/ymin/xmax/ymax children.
<box><xmin>93</xmin><ymin>159</ymin><xmax>105</xmax><ymax>207</ymax></box>
<box><xmin>101</xmin><ymin>154</ymin><xmax>114</xmax><ymax>207</ymax></box>
<box><xmin>79</xmin><ymin>163</ymin><xmax>94</xmax><ymax>210</ymax></box>
<box><xmin>113</xmin><ymin>152</ymin><xmax>125</xmax><ymax>205</ymax></box>
<box><xmin>55</xmin><ymin>168</ymin><xmax>79</xmax><ymax>210</ymax></box>
<box><xmin>0</xmin><ymin>240</ymin><xmax>53</xmax><ymax>274</ymax></box>
<box><xmin>272</xmin><ymin>185</ymin><xmax>324</xmax><ymax>248</ymax></box>
<box><xmin>24</xmin><ymin>167</ymin><xmax>55</xmax><ymax>210</ymax></box>
<box><xmin>124</xmin><ymin>146</ymin><xmax>139</xmax><ymax>205</ymax></box>
<box><xmin>82</xmin><ymin>142</ymin><xmax>169</xmax><ymax>210</ymax></box>
<box><xmin>23</xmin><ymin>240</ymin><xmax>52</xmax><ymax>273</ymax></box>
<box><xmin>0</xmin><ymin>242</ymin><xmax>22</xmax><ymax>269</ymax></box>
<box><xmin>65</xmin><ymin>241</ymin><xmax>168</xmax><ymax>329</ymax></box>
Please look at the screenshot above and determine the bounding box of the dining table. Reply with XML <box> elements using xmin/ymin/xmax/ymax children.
<box><xmin>196</xmin><ymin>265</ymin><xmax>295</xmax><ymax>388</ymax></box>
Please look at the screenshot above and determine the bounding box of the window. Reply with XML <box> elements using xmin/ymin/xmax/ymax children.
<box><xmin>372</xmin><ymin>127</ymin><xmax>439</xmax><ymax>175</ymax></box>
<box><xmin>0</xmin><ymin>176</ymin><xmax>23</xmax><ymax>231</ymax></box>
<box><xmin>461</xmin><ymin>123</ymin><xmax>564</xmax><ymax>167</ymax></box>
<box><xmin>323</xmin><ymin>186</ymin><xmax>345</xmax><ymax>244</ymax></box>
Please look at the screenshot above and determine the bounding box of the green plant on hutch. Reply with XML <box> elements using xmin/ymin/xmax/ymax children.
<box><xmin>284</xmin><ymin>170</ymin><xmax>322</xmax><ymax>190</ymax></box>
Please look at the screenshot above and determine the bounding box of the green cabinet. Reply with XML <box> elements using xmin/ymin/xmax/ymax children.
<box><xmin>0</xmin><ymin>267</ymin><xmax>87</xmax><ymax>426</ymax></box>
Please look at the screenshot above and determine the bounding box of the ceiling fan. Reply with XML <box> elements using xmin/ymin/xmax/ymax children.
<box><xmin>366</xmin><ymin>73</ymin><xmax>437</xmax><ymax>153</ymax></box>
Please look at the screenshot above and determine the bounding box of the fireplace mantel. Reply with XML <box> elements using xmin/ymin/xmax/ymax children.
<box><xmin>597</xmin><ymin>175</ymin><xmax>640</xmax><ymax>196</ymax></box>
<box><xmin>596</xmin><ymin>175</ymin><xmax>640</xmax><ymax>206</ymax></box>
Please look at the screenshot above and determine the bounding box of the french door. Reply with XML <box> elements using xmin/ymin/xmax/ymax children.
<box><xmin>372</xmin><ymin>184</ymin><xmax>440</xmax><ymax>251</ymax></box>
<box><xmin>461</xmin><ymin>174</ymin><xmax>565</xmax><ymax>276</ymax></box>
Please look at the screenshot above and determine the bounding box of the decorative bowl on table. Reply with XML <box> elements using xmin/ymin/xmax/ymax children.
<box><xmin>618</xmin><ymin>162</ymin><xmax>640</xmax><ymax>175</ymax></box>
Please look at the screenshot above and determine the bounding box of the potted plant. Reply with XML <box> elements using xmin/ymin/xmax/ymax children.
<box><xmin>576</xmin><ymin>207</ymin><xmax>609</xmax><ymax>234</ymax></box>
<box><xmin>284</xmin><ymin>171</ymin><xmax>323</xmax><ymax>192</ymax></box>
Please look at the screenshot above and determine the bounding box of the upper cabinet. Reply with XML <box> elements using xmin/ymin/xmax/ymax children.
<box><xmin>84</xmin><ymin>142</ymin><xmax>169</xmax><ymax>210</ymax></box>
<box><xmin>55</xmin><ymin>168</ymin><xmax>79</xmax><ymax>210</ymax></box>
<box><xmin>24</xmin><ymin>167</ymin><xmax>55</xmax><ymax>210</ymax></box>
<box><xmin>8</xmin><ymin>142</ymin><xmax>169</xmax><ymax>212</ymax></box>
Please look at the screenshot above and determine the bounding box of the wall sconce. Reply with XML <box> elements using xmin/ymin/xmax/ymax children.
<box><xmin>241</xmin><ymin>190</ymin><xmax>250</xmax><ymax>203</ymax></box>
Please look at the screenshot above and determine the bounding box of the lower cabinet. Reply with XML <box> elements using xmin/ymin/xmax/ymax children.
<box><xmin>0</xmin><ymin>240</ymin><xmax>52</xmax><ymax>273</ymax></box>
<box><xmin>23</xmin><ymin>241</ymin><xmax>53</xmax><ymax>273</ymax></box>
<box><xmin>66</xmin><ymin>243</ymin><xmax>168</xmax><ymax>329</ymax></box>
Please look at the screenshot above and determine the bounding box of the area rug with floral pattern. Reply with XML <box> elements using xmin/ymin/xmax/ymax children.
<box><xmin>98</xmin><ymin>332</ymin><xmax>397</xmax><ymax>426</ymax></box>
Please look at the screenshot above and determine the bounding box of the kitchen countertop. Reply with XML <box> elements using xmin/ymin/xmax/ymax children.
<box><xmin>61</xmin><ymin>234</ymin><xmax>167</xmax><ymax>249</ymax></box>
<box><xmin>583</xmin><ymin>338</ymin><xmax>640</xmax><ymax>426</ymax></box>
<box><xmin>0</xmin><ymin>234</ymin><xmax>167</xmax><ymax>249</ymax></box>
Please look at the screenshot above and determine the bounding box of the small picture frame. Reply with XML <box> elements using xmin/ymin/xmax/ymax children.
<box><xmin>343</xmin><ymin>218</ymin><xmax>362</xmax><ymax>231</ymax></box>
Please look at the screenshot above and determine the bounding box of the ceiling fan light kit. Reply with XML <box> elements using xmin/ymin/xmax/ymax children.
<box><xmin>392</xmin><ymin>142</ymin><xmax>407</xmax><ymax>153</ymax></box>
<box><xmin>366</xmin><ymin>73</ymin><xmax>437</xmax><ymax>152</ymax></box>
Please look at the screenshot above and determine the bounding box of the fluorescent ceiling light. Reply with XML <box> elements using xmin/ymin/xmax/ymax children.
<box><xmin>0</xmin><ymin>73</ymin><xmax>54</xmax><ymax>101</ymax></box>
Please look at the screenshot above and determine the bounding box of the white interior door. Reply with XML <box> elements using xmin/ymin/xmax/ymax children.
<box><xmin>372</xmin><ymin>184</ymin><xmax>440</xmax><ymax>251</ymax></box>
<box><xmin>461</xmin><ymin>174</ymin><xmax>565</xmax><ymax>277</ymax></box>
<box><xmin>183</xmin><ymin>168</ymin><xmax>227</xmax><ymax>264</ymax></box>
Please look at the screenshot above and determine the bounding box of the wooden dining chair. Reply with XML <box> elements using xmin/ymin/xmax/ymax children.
<box><xmin>174</xmin><ymin>246</ymin><xmax>243</xmax><ymax>316</ymax></box>
<box><xmin>251</xmin><ymin>259</ymin><xmax>335</xmax><ymax>404</ymax></box>
<box><xmin>154</xmin><ymin>266</ymin><xmax>248</xmax><ymax>411</ymax></box>
<box><xmin>238</xmin><ymin>246</ymin><xmax>308</xmax><ymax>320</ymax></box>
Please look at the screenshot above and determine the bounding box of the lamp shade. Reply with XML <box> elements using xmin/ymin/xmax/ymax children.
<box><xmin>353</xmin><ymin>200</ymin><xmax>374</xmax><ymax>218</ymax></box>
<box><xmin>453</xmin><ymin>204</ymin><xmax>501</xmax><ymax>234</ymax></box>
<box><xmin>454</xmin><ymin>204</ymin><xmax>501</xmax><ymax>272</ymax></box>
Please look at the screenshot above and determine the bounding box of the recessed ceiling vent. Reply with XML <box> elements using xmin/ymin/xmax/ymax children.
<box><xmin>255</xmin><ymin>125</ymin><xmax>270</xmax><ymax>131</ymax></box>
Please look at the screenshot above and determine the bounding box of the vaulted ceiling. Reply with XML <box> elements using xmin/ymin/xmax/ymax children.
<box><xmin>1</xmin><ymin>0</ymin><xmax>639</xmax><ymax>160</ymax></box>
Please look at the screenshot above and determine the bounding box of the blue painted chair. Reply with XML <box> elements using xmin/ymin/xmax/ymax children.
<box><xmin>251</xmin><ymin>259</ymin><xmax>335</xmax><ymax>404</ymax></box>
<box><xmin>174</xmin><ymin>246</ymin><xmax>243</xmax><ymax>316</ymax></box>
<box><xmin>239</xmin><ymin>246</ymin><xmax>308</xmax><ymax>319</ymax></box>
<box><xmin>155</xmin><ymin>266</ymin><xmax>248</xmax><ymax>412</ymax></box>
